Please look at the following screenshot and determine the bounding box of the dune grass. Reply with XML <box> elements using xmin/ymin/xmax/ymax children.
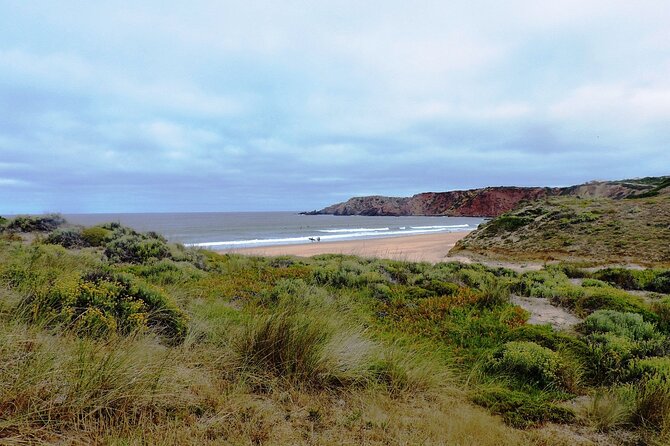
<box><xmin>1</xmin><ymin>219</ymin><xmax>670</xmax><ymax>444</ymax></box>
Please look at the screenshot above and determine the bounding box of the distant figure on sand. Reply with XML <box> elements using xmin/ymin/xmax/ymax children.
<box><xmin>308</xmin><ymin>237</ymin><xmax>316</xmax><ymax>242</ymax></box>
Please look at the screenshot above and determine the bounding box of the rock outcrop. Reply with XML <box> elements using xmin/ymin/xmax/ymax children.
<box><xmin>305</xmin><ymin>177</ymin><xmax>669</xmax><ymax>218</ymax></box>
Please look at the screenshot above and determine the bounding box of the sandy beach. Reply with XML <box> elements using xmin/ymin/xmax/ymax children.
<box><xmin>219</xmin><ymin>231</ymin><xmax>470</xmax><ymax>263</ymax></box>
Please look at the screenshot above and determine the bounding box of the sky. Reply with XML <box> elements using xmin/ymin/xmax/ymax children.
<box><xmin>1</xmin><ymin>1</ymin><xmax>669</xmax><ymax>213</ymax></box>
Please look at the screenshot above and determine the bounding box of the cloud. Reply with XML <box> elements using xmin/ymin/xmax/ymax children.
<box><xmin>0</xmin><ymin>1</ymin><xmax>669</xmax><ymax>213</ymax></box>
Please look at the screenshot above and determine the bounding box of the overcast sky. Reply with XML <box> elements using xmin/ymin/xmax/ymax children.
<box><xmin>1</xmin><ymin>1</ymin><xmax>669</xmax><ymax>213</ymax></box>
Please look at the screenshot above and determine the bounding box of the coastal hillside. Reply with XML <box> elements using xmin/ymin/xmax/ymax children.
<box><xmin>452</xmin><ymin>189</ymin><xmax>670</xmax><ymax>266</ymax></box>
<box><xmin>306</xmin><ymin>176</ymin><xmax>670</xmax><ymax>217</ymax></box>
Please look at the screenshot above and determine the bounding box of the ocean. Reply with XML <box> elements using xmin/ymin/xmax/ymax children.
<box><xmin>65</xmin><ymin>212</ymin><xmax>484</xmax><ymax>249</ymax></box>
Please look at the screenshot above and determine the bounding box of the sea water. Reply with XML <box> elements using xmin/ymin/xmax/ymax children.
<box><xmin>65</xmin><ymin>212</ymin><xmax>484</xmax><ymax>249</ymax></box>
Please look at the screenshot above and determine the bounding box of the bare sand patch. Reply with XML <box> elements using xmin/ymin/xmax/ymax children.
<box><xmin>511</xmin><ymin>295</ymin><xmax>582</xmax><ymax>331</ymax></box>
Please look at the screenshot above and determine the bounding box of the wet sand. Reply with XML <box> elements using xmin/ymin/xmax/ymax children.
<box><xmin>218</xmin><ymin>232</ymin><xmax>470</xmax><ymax>263</ymax></box>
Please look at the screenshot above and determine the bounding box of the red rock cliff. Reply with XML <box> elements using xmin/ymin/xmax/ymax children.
<box><xmin>305</xmin><ymin>179</ymin><xmax>664</xmax><ymax>217</ymax></box>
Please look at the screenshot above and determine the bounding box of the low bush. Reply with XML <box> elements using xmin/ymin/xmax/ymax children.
<box><xmin>45</xmin><ymin>228</ymin><xmax>87</xmax><ymax>249</ymax></box>
<box><xmin>627</xmin><ymin>357</ymin><xmax>670</xmax><ymax>381</ymax></box>
<box><xmin>581</xmin><ymin>278</ymin><xmax>609</xmax><ymax>288</ymax></box>
<box><xmin>580</xmin><ymin>310</ymin><xmax>667</xmax><ymax>383</ymax></box>
<box><xmin>81</xmin><ymin>226</ymin><xmax>112</xmax><ymax>247</ymax></box>
<box><xmin>4</xmin><ymin>214</ymin><xmax>66</xmax><ymax>232</ymax></box>
<box><xmin>105</xmin><ymin>234</ymin><xmax>171</xmax><ymax>264</ymax></box>
<box><xmin>126</xmin><ymin>259</ymin><xmax>206</xmax><ymax>285</ymax></box>
<box><xmin>484</xmin><ymin>215</ymin><xmax>533</xmax><ymax>235</ymax></box>
<box><xmin>591</xmin><ymin>268</ymin><xmax>635</xmax><ymax>289</ymax></box>
<box><xmin>584</xmin><ymin>333</ymin><xmax>638</xmax><ymax>382</ymax></box>
<box><xmin>490</xmin><ymin>341</ymin><xmax>564</xmax><ymax>389</ymax></box>
<box><xmin>649</xmin><ymin>271</ymin><xmax>670</xmax><ymax>294</ymax></box>
<box><xmin>651</xmin><ymin>297</ymin><xmax>670</xmax><ymax>333</ymax></box>
<box><xmin>580</xmin><ymin>310</ymin><xmax>661</xmax><ymax>342</ymax></box>
<box><xmin>566</xmin><ymin>288</ymin><xmax>652</xmax><ymax>318</ymax></box>
<box><xmin>593</xmin><ymin>268</ymin><xmax>670</xmax><ymax>293</ymax></box>
<box><xmin>473</xmin><ymin>387</ymin><xmax>575</xmax><ymax>428</ymax></box>
<box><xmin>21</xmin><ymin>269</ymin><xmax>188</xmax><ymax>342</ymax></box>
<box><xmin>476</xmin><ymin>277</ymin><xmax>510</xmax><ymax>309</ymax></box>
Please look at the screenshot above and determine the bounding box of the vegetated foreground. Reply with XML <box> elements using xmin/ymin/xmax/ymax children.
<box><xmin>1</xmin><ymin>214</ymin><xmax>670</xmax><ymax>445</ymax></box>
<box><xmin>453</xmin><ymin>192</ymin><xmax>670</xmax><ymax>266</ymax></box>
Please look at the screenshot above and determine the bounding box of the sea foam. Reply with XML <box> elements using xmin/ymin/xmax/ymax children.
<box><xmin>187</xmin><ymin>225</ymin><xmax>473</xmax><ymax>248</ymax></box>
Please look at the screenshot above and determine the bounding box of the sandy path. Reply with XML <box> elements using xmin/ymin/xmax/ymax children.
<box><xmin>511</xmin><ymin>295</ymin><xmax>582</xmax><ymax>331</ymax></box>
<box><xmin>218</xmin><ymin>232</ymin><xmax>469</xmax><ymax>263</ymax></box>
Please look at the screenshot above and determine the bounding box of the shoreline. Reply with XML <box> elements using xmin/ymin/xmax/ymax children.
<box><xmin>217</xmin><ymin>231</ymin><xmax>471</xmax><ymax>263</ymax></box>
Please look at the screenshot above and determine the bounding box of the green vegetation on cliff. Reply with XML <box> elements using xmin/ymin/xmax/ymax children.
<box><xmin>453</xmin><ymin>193</ymin><xmax>670</xmax><ymax>266</ymax></box>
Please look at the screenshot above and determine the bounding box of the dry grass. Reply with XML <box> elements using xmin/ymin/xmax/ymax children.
<box><xmin>454</xmin><ymin>195</ymin><xmax>670</xmax><ymax>267</ymax></box>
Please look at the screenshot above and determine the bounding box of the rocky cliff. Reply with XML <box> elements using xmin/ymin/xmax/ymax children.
<box><xmin>305</xmin><ymin>177</ymin><xmax>669</xmax><ymax>218</ymax></box>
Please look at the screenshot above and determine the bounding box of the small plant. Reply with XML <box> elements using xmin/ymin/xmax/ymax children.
<box><xmin>473</xmin><ymin>386</ymin><xmax>575</xmax><ymax>428</ymax></box>
<box><xmin>81</xmin><ymin>226</ymin><xmax>112</xmax><ymax>246</ymax></box>
<box><xmin>632</xmin><ymin>376</ymin><xmax>670</xmax><ymax>430</ymax></box>
<box><xmin>579</xmin><ymin>388</ymin><xmax>634</xmax><ymax>432</ymax></box>
<box><xmin>581</xmin><ymin>278</ymin><xmax>609</xmax><ymax>288</ymax></box>
<box><xmin>627</xmin><ymin>357</ymin><xmax>670</xmax><ymax>381</ymax></box>
<box><xmin>491</xmin><ymin>341</ymin><xmax>564</xmax><ymax>389</ymax></box>
<box><xmin>477</xmin><ymin>277</ymin><xmax>510</xmax><ymax>308</ymax></box>
<box><xmin>484</xmin><ymin>215</ymin><xmax>533</xmax><ymax>235</ymax></box>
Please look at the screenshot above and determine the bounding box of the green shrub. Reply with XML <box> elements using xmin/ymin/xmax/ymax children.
<box><xmin>581</xmin><ymin>310</ymin><xmax>661</xmax><ymax>342</ymax></box>
<box><xmin>105</xmin><ymin>234</ymin><xmax>171</xmax><ymax>264</ymax></box>
<box><xmin>580</xmin><ymin>310</ymin><xmax>667</xmax><ymax>382</ymax></box>
<box><xmin>477</xmin><ymin>277</ymin><xmax>510</xmax><ymax>309</ymax></box>
<box><xmin>491</xmin><ymin>341</ymin><xmax>564</xmax><ymax>388</ymax></box>
<box><xmin>572</xmin><ymin>288</ymin><xmax>652</xmax><ymax>318</ymax></box>
<box><xmin>484</xmin><ymin>215</ymin><xmax>533</xmax><ymax>235</ymax></box>
<box><xmin>22</xmin><ymin>269</ymin><xmax>188</xmax><ymax>342</ymax></box>
<box><xmin>651</xmin><ymin>297</ymin><xmax>670</xmax><ymax>333</ymax></box>
<box><xmin>45</xmin><ymin>228</ymin><xmax>86</xmax><ymax>249</ymax></box>
<box><xmin>5</xmin><ymin>214</ymin><xmax>66</xmax><ymax>232</ymax></box>
<box><xmin>649</xmin><ymin>271</ymin><xmax>670</xmax><ymax>294</ymax></box>
<box><xmin>581</xmin><ymin>278</ymin><xmax>609</xmax><ymax>288</ymax></box>
<box><xmin>81</xmin><ymin>226</ymin><xmax>112</xmax><ymax>247</ymax></box>
<box><xmin>593</xmin><ymin>268</ymin><xmax>638</xmax><ymax>289</ymax></box>
<box><xmin>127</xmin><ymin>259</ymin><xmax>206</xmax><ymax>285</ymax></box>
<box><xmin>473</xmin><ymin>387</ymin><xmax>575</xmax><ymax>428</ymax></box>
<box><xmin>593</xmin><ymin>268</ymin><xmax>670</xmax><ymax>293</ymax></box>
<box><xmin>627</xmin><ymin>357</ymin><xmax>670</xmax><ymax>381</ymax></box>
<box><xmin>584</xmin><ymin>333</ymin><xmax>638</xmax><ymax>382</ymax></box>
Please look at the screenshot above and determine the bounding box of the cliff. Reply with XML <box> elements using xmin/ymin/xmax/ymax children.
<box><xmin>306</xmin><ymin>177</ymin><xmax>670</xmax><ymax>218</ymax></box>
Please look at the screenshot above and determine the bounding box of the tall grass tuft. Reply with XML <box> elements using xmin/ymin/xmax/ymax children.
<box><xmin>0</xmin><ymin>322</ymin><xmax>180</xmax><ymax>440</ymax></box>
<box><xmin>234</xmin><ymin>307</ymin><xmax>372</xmax><ymax>387</ymax></box>
<box><xmin>578</xmin><ymin>388</ymin><xmax>634</xmax><ymax>432</ymax></box>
